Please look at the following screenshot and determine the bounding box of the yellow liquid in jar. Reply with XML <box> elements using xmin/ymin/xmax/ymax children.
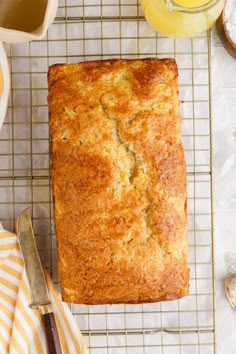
<box><xmin>141</xmin><ymin>0</ymin><xmax>225</xmax><ymax>37</ymax></box>
<box><xmin>174</xmin><ymin>0</ymin><xmax>211</xmax><ymax>6</ymax></box>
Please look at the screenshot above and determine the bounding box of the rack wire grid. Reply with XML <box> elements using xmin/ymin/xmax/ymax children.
<box><xmin>0</xmin><ymin>0</ymin><xmax>216</xmax><ymax>353</ymax></box>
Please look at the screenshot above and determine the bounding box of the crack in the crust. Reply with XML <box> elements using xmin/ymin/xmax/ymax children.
<box><xmin>100</xmin><ymin>98</ymin><xmax>139</xmax><ymax>183</ymax></box>
<box><xmin>100</xmin><ymin>98</ymin><xmax>167</xmax><ymax>254</ymax></box>
<box><xmin>144</xmin><ymin>189</ymin><xmax>153</xmax><ymax>214</ymax></box>
<box><xmin>100</xmin><ymin>97</ymin><xmax>155</xmax><ymax>244</ymax></box>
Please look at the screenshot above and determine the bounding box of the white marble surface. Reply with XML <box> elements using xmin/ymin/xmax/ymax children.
<box><xmin>0</xmin><ymin>8</ymin><xmax>236</xmax><ymax>352</ymax></box>
<box><xmin>212</xmin><ymin>26</ymin><xmax>236</xmax><ymax>354</ymax></box>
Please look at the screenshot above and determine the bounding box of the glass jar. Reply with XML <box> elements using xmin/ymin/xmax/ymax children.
<box><xmin>141</xmin><ymin>0</ymin><xmax>225</xmax><ymax>38</ymax></box>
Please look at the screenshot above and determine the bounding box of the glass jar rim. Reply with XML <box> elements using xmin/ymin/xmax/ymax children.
<box><xmin>165</xmin><ymin>0</ymin><xmax>221</xmax><ymax>13</ymax></box>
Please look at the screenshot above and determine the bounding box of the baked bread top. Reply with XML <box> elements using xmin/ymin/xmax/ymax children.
<box><xmin>48</xmin><ymin>58</ymin><xmax>189</xmax><ymax>304</ymax></box>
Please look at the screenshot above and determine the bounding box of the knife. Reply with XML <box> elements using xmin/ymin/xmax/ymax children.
<box><xmin>16</xmin><ymin>208</ymin><xmax>62</xmax><ymax>354</ymax></box>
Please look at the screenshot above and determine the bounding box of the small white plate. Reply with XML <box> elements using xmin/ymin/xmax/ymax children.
<box><xmin>0</xmin><ymin>41</ymin><xmax>10</xmax><ymax>130</ymax></box>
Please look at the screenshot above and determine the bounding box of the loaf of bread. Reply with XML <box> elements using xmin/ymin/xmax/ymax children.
<box><xmin>48</xmin><ymin>58</ymin><xmax>189</xmax><ymax>304</ymax></box>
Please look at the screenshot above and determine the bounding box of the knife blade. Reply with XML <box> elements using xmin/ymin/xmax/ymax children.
<box><xmin>16</xmin><ymin>208</ymin><xmax>62</xmax><ymax>354</ymax></box>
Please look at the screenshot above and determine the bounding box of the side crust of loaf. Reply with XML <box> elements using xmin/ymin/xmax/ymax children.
<box><xmin>48</xmin><ymin>58</ymin><xmax>189</xmax><ymax>304</ymax></box>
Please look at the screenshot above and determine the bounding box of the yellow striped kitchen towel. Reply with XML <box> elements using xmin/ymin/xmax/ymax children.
<box><xmin>0</xmin><ymin>227</ymin><xmax>87</xmax><ymax>354</ymax></box>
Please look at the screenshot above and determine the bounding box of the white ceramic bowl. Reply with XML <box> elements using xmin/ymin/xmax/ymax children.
<box><xmin>0</xmin><ymin>42</ymin><xmax>10</xmax><ymax>130</ymax></box>
<box><xmin>0</xmin><ymin>0</ymin><xmax>58</xmax><ymax>44</ymax></box>
<box><xmin>216</xmin><ymin>2</ymin><xmax>236</xmax><ymax>60</ymax></box>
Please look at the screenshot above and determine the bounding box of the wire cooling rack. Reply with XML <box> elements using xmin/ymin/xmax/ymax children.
<box><xmin>0</xmin><ymin>0</ymin><xmax>215</xmax><ymax>353</ymax></box>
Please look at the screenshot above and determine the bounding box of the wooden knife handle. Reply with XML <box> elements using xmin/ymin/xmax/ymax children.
<box><xmin>43</xmin><ymin>312</ymin><xmax>62</xmax><ymax>354</ymax></box>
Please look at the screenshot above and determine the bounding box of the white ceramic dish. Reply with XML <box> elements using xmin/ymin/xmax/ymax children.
<box><xmin>0</xmin><ymin>42</ymin><xmax>10</xmax><ymax>130</ymax></box>
<box><xmin>0</xmin><ymin>0</ymin><xmax>58</xmax><ymax>44</ymax></box>
<box><xmin>216</xmin><ymin>1</ymin><xmax>236</xmax><ymax>60</ymax></box>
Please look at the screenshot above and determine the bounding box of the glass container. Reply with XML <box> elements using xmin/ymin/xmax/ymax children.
<box><xmin>141</xmin><ymin>0</ymin><xmax>225</xmax><ymax>38</ymax></box>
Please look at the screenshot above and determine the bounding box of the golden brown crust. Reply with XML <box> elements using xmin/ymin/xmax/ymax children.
<box><xmin>48</xmin><ymin>58</ymin><xmax>189</xmax><ymax>304</ymax></box>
